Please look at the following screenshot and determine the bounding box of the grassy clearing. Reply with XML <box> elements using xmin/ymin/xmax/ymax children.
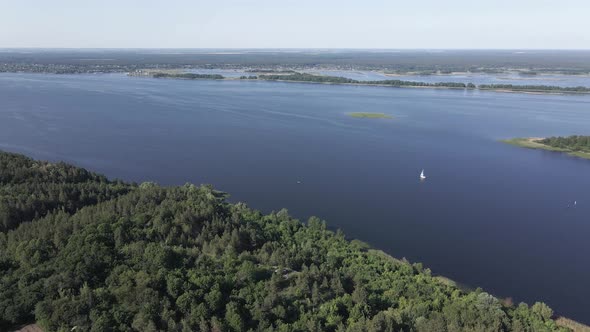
<box><xmin>348</xmin><ymin>112</ymin><xmax>393</xmax><ymax>119</ymax></box>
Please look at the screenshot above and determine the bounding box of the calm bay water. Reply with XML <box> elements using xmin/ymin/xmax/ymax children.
<box><xmin>1</xmin><ymin>73</ymin><xmax>589</xmax><ymax>323</ymax></box>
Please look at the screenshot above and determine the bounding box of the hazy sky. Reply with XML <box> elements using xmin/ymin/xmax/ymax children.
<box><xmin>1</xmin><ymin>0</ymin><xmax>589</xmax><ymax>49</ymax></box>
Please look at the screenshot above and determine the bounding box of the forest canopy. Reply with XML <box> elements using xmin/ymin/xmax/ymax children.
<box><xmin>538</xmin><ymin>135</ymin><xmax>590</xmax><ymax>153</ymax></box>
<box><xmin>0</xmin><ymin>151</ymin><xmax>132</xmax><ymax>232</ymax></box>
<box><xmin>0</xmin><ymin>151</ymin><xmax>569</xmax><ymax>331</ymax></box>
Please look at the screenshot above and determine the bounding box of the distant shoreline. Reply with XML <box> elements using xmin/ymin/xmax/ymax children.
<box><xmin>130</xmin><ymin>70</ymin><xmax>590</xmax><ymax>96</ymax></box>
<box><xmin>262</xmin><ymin>79</ymin><xmax>590</xmax><ymax>95</ymax></box>
<box><xmin>2</xmin><ymin>69</ymin><xmax>589</xmax><ymax>96</ymax></box>
<box><xmin>502</xmin><ymin>137</ymin><xmax>590</xmax><ymax>160</ymax></box>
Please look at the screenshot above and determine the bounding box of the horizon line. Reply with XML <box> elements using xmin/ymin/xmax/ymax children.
<box><xmin>1</xmin><ymin>47</ymin><xmax>590</xmax><ymax>51</ymax></box>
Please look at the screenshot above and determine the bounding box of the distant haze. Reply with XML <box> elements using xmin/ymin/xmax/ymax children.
<box><xmin>1</xmin><ymin>0</ymin><xmax>589</xmax><ymax>49</ymax></box>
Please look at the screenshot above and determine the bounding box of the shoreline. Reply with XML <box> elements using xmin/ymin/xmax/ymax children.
<box><xmin>369</xmin><ymin>247</ymin><xmax>589</xmax><ymax>331</ymax></box>
<box><xmin>2</xmin><ymin>71</ymin><xmax>590</xmax><ymax>96</ymax></box>
<box><xmin>263</xmin><ymin>79</ymin><xmax>590</xmax><ymax>95</ymax></box>
<box><xmin>139</xmin><ymin>73</ymin><xmax>590</xmax><ymax>96</ymax></box>
<box><xmin>502</xmin><ymin>137</ymin><xmax>590</xmax><ymax>160</ymax></box>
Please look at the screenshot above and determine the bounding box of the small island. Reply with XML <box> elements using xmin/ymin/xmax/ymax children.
<box><xmin>503</xmin><ymin>135</ymin><xmax>590</xmax><ymax>160</ymax></box>
<box><xmin>348</xmin><ymin>112</ymin><xmax>393</xmax><ymax>119</ymax></box>
<box><xmin>152</xmin><ymin>72</ymin><xmax>224</xmax><ymax>80</ymax></box>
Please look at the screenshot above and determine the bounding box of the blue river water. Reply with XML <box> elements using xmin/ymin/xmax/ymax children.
<box><xmin>0</xmin><ymin>73</ymin><xmax>589</xmax><ymax>323</ymax></box>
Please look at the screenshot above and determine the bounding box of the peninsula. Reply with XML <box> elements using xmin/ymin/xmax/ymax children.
<box><xmin>502</xmin><ymin>136</ymin><xmax>590</xmax><ymax>160</ymax></box>
<box><xmin>0</xmin><ymin>151</ymin><xmax>575</xmax><ymax>332</ymax></box>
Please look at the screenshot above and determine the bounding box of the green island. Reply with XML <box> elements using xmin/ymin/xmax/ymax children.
<box><xmin>245</xmin><ymin>69</ymin><xmax>297</xmax><ymax>74</ymax></box>
<box><xmin>144</xmin><ymin>71</ymin><xmax>590</xmax><ymax>95</ymax></box>
<box><xmin>348</xmin><ymin>112</ymin><xmax>393</xmax><ymax>119</ymax></box>
<box><xmin>0</xmin><ymin>151</ymin><xmax>583</xmax><ymax>331</ymax></box>
<box><xmin>503</xmin><ymin>136</ymin><xmax>590</xmax><ymax>160</ymax></box>
<box><xmin>258</xmin><ymin>73</ymin><xmax>470</xmax><ymax>88</ymax></box>
<box><xmin>152</xmin><ymin>72</ymin><xmax>225</xmax><ymax>80</ymax></box>
<box><xmin>259</xmin><ymin>73</ymin><xmax>359</xmax><ymax>84</ymax></box>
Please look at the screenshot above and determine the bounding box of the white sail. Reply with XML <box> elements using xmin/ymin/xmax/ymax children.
<box><xmin>420</xmin><ymin>169</ymin><xmax>426</xmax><ymax>180</ymax></box>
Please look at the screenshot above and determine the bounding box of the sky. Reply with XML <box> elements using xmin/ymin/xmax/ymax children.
<box><xmin>1</xmin><ymin>0</ymin><xmax>589</xmax><ymax>49</ymax></box>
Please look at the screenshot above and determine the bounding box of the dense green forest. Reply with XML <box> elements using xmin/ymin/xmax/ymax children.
<box><xmin>152</xmin><ymin>73</ymin><xmax>225</xmax><ymax>80</ymax></box>
<box><xmin>0</xmin><ymin>152</ymin><xmax>132</xmax><ymax>232</ymax></box>
<box><xmin>0</xmin><ymin>151</ymin><xmax>568</xmax><ymax>331</ymax></box>
<box><xmin>539</xmin><ymin>136</ymin><xmax>590</xmax><ymax>153</ymax></box>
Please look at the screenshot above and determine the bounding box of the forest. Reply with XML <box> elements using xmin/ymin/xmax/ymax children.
<box><xmin>0</xmin><ymin>151</ymin><xmax>132</xmax><ymax>232</ymax></box>
<box><xmin>0</xmin><ymin>151</ymin><xmax>569</xmax><ymax>331</ymax></box>
<box><xmin>538</xmin><ymin>136</ymin><xmax>590</xmax><ymax>153</ymax></box>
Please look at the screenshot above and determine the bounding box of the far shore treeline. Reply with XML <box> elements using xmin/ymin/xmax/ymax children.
<box><xmin>149</xmin><ymin>71</ymin><xmax>590</xmax><ymax>94</ymax></box>
<box><xmin>0</xmin><ymin>151</ymin><xmax>571</xmax><ymax>331</ymax></box>
<box><xmin>502</xmin><ymin>135</ymin><xmax>590</xmax><ymax>160</ymax></box>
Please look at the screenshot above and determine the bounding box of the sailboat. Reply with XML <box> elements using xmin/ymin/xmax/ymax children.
<box><xmin>420</xmin><ymin>169</ymin><xmax>426</xmax><ymax>180</ymax></box>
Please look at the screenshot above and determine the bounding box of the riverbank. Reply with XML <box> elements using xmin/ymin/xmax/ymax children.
<box><xmin>556</xmin><ymin>318</ymin><xmax>590</xmax><ymax>332</ymax></box>
<box><xmin>502</xmin><ymin>137</ymin><xmax>590</xmax><ymax>160</ymax></box>
<box><xmin>369</xmin><ymin>248</ymin><xmax>590</xmax><ymax>332</ymax></box>
<box><xmin>1</xmin><ymin>149</ymin><xmax>585</xmax><ymax>331</ymax></box>
<box><xmin>265</xmin><ymin>79</ymin><xmax>590</xmax><ymax>95</ymax></box>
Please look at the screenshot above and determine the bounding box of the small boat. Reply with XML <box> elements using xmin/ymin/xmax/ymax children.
<box><xmin>420</xmin><ymin>169</ymin><xmax>426</xmax><ymax>180</ymax></box>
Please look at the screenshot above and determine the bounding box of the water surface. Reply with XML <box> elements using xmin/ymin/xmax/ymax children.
<box><xmin>0</xmin><ymin>73</ymin><xmax>589</xmax><ymax>323</ymax></box>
